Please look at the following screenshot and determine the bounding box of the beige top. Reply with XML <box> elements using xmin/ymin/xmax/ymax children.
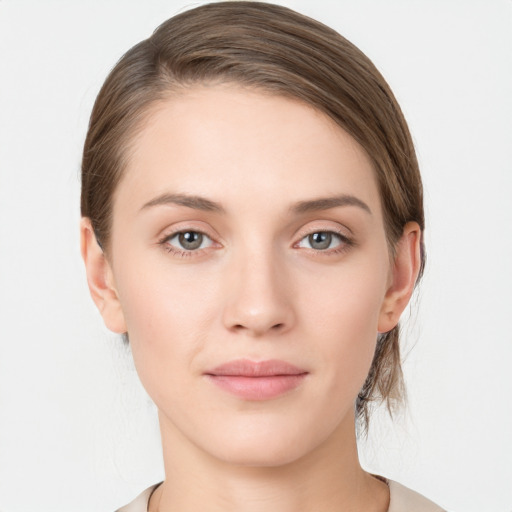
<box><xmin>116</xmin><ymin>478</ymin><xmax>446</xmax><ymax>512</ymax></box>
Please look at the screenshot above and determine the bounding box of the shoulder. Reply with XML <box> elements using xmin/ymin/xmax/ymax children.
<box><xmin>116</xmin><ymin>479</ymin><xmax>446</xmax><ymax>512</ymax></box>
<box><xmin>115</xmin><ymin>483</ymin><xmax>161</xmax><ymax>512</ymax></box>
<box><xmin>387</xmin><ymin>479</ymin><xmax>446</xmax><ymax>512</ymax></box>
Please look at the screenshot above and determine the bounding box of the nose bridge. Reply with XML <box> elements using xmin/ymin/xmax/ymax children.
<box><xmin>222</xmin><ymin>238</ymin><xmax>294</xmax><ymax>336</ymax></box>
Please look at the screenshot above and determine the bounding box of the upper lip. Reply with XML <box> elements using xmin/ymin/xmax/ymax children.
<box><xmin>206</xmin><ymin>359</ymin><xmax>308</xmax><ymax>377</ymax></box>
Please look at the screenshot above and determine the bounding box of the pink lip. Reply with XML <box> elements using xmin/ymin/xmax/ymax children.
<box><xmin>205</xmin><ymin>359</ymin><xmax>308</xmax><ymax>400</ymax></box>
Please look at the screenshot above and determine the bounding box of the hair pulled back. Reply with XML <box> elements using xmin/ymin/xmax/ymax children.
<box><xmin>81</xmin><ymin>1</ymin><xmax>425</xmax><ymax>432</ymax></box>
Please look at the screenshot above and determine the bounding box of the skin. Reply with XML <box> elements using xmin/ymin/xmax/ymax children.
<box><xmin>81</xmin><ymin>85</ymin><xmax>421</xmax><ymax>512</ymax></box>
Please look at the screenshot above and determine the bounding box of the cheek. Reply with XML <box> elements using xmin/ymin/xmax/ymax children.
<box><xmin>113</xmin><ymin>256</ymin><xmax>220</xmax><ymax>395</ymax></box>
<box><xmin>296</xmin><ymin>259</ymin><xmax>388</xmax><ymax>393</ymax></box>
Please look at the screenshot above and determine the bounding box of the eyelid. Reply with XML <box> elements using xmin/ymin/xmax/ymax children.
<box><xmin>156</xmin><ymin>222</ymin><xmax>223</xmax><ymax>257</ymax></box>
<box><xmin>292</xmin><ymin>221</ymin><xmax>353</xmax><ymax>244</ymax></box>
<box><xmin>292</xmin><ymin>222</ymin><xmax>355</xmax><ymax>255</ymax></box>
<box><xmin>156</xmin><ymin>221</ymin><xmax>222</xmax><ymax>243</ymax></box>
<box><xmin>165</xmin><ymin>230</ymin><xmax>214</xmax><ymax>249</ymax></box>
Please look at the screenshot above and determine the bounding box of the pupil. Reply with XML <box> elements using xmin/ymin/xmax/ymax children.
<box><xmin>309</xmin><ymin>232</ymin><xmax>331</xmax><ymax>250</ymax></box>
<box><xmin>179</xmin><ymin>231</ymin><xmax>203</xmax><ymax>250</ymax></box>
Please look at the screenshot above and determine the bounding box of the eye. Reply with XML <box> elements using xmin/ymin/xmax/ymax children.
<box><xmin>162</xmin><ymin>230</ymin><xmax>214</xmax><ymax>252</ymax></box>
<box><xmin>296</xmin><ymin>231</ymin><xmax>348</xmax><ymax>251</ymax></box>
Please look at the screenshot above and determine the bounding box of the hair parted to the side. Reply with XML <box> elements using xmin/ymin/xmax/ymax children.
<box><xmin>81</xmin><ymin>1</ymin><xmax>425</xmax><ymax>433</ymax></box>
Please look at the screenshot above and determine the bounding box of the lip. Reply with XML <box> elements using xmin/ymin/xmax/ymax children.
<box><xmin>204</xmin><ymin>359</ymin><xmax>308</xmax><ymax>400</ymax></box>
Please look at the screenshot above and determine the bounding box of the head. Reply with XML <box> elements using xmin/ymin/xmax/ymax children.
<box><xmin>81</xmin><ymin>0</ymin><xmax>424</xmax><ymax>453</ymax></box>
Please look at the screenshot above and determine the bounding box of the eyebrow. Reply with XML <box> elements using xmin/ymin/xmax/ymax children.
<box><xmin>140</xmin><ymin>193</ymin><xmax>225</xmax><ymax>213</ymax></box>
<box><xmin>140</xmin><ymin>192</ymin><xmax>371</xmax><ymax>215</ymax></box>
<box><xmin>291</xmin><ymin>194</ymin><xmax>372</xmax><ymax>215</ymax></box>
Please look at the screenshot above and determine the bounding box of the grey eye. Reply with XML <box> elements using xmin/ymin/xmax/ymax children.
<box><xmin>308</xmin><ymin>232</ymin><xmax>332</xmax><ymax>250</ymax></box>
<box><xmin>162</xmin><ymin>229</ymin><xmax>215</xmax><ymax>255</ymax></box>
<box><xmin>297</xmin><ymin>231</ymin><xmax>347</xmax><ymax>251</ymax></box>
<box><xmin>178</xmin><ymin>231</ymin><xmax>204</xmax><ymax>250</ymax></box>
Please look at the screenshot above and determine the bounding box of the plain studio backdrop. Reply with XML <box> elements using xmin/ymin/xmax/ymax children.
<box><xmin>0</xmin><ymin>1</ymin><xmax>511</xmax><ymax>511</ymax></box>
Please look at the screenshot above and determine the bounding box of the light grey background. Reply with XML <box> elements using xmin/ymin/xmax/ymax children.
<box><xmin>1</xmin><ymin>1</ymin><xmax>511</xmax><ymax>511</ymax></box>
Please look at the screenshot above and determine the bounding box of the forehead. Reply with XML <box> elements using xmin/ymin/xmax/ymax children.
<box><xmin>116</xmin><ymin>84</ymin><xmax>381</xmax><ymax>216</ymax></box>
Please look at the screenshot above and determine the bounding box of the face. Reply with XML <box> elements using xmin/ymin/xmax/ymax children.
<box><xmin>95</xmin><ymin>85</ymin><xmax>405</xmax><ymax>467</ymax></box>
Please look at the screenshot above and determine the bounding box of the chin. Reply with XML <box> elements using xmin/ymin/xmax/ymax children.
<box><xmin>194</xmin><ymin>414</ymin><xmax>333</xmax><ymax>468</ymax></box>
<box><xmin>211</xmin><ymin>437</ymin><xmax>309</xmax><ymax>468</ymax></box>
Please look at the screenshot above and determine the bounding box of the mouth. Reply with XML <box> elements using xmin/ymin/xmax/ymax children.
<box><xmin>204</xmin><ymin>359</ymin><xmax>308</xmax><ymax>401</ymax></box>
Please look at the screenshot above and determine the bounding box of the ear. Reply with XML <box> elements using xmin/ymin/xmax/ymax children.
<box><xmin>80</xmin><ymin>218</ymin><xmax>127</xmax><ymax>334</ymax></box>
<box><xmin>378</xmin><ymin>222</ymin><xmax>422</xmax><ymax>334</ymax></box>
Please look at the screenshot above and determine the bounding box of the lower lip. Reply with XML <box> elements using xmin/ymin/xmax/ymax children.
<box><xmin>206</xmin><ymin>374</ymin><xmax>307</xmax><ymax>400</ymax></box>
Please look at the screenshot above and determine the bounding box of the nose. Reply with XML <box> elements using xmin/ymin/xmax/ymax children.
<box><xmin>221</xmin><ymin>246</ymin><xmax>296</xmax><ymax>337</ymax></box>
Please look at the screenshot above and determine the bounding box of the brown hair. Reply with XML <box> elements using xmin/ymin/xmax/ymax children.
<box><xmin>81</xmin><ymin>1</ymin><xmax>425</xmax><ymax>432</ymax></box>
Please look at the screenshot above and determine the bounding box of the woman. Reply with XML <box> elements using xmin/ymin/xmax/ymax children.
<box><xmin>80</xmin><ymin>2</ymin><xmax>445</xmax><ymax>511</ymax></box>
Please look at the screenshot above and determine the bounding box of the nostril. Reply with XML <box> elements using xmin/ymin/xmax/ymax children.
<box><xmin>231</xmin><ymin>322</ymin><xmax>285</xmax><ymax>333</ymax></box>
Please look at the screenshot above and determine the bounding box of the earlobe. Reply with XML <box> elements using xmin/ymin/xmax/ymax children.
<box><xmin>378</xmin><ymin>222</ymin><xmax>422</xmax><ymax>334</ymax></box>
<box><xmin>80</xmin><ymin>218</ymin><xmax>127</xmax><ymax>334</ymax></box>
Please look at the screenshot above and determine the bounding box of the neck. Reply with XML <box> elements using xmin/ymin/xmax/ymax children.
<box><xmin>150</xmin><ymin>411</ymin><xmax>389</xmax><ymax>512</ymax></box>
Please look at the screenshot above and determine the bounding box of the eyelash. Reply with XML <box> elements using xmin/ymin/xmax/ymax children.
<box><xmin>158</xmin><ymin>228</ymin><xmax>355</xmax><ymax>258</ymax></box>
<box><xmin>158</xmin><ymin>230</ymin><xmax>216</xmax><ymax>258</ymax></box>
<box><xmin>294</xmin><ymin>228</ymin><xmax>355</xmax><ymax>256</ymax></box>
